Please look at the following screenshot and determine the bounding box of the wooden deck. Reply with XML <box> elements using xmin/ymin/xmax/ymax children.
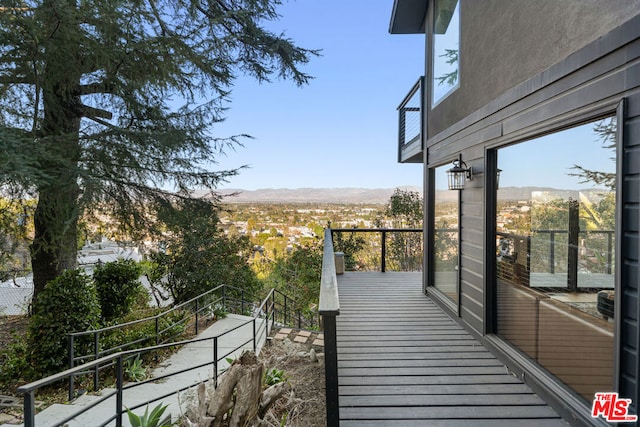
<box><xmin>336</xmin><ymin>272</ymin><xmax>568</xmax><ymax>426</ymax></box>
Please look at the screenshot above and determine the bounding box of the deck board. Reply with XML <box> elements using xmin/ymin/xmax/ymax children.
<box><xmin>335</xmin><ymin>272</ymin><xmax>567</xmax><ymax>425</ymax></box>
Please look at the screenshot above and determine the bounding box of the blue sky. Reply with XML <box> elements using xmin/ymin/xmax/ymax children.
<box><xmin>212</xmin><ymin>0</ymin><xmax>425</xmax><ymax>191</ymax></box>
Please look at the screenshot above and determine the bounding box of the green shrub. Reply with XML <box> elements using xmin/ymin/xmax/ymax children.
<box><xmin>28</xmin><ymin>269</ymin><xmax>101</xmax><ymax>376</ymax></box>
<box><xmin>94</xmin><ymin>260</ymin><xmax>144</xmax><ymax>321</ymax></box>
<box><xmin>0</xmin><ymin>333</ymin><xmax>33</xmax><ymax>391</ymax></box>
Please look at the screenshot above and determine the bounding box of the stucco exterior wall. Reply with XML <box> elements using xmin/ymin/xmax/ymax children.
<box><xmin>428</xmin><ymin>0</ymin><xmax>640</xmax><ymax>137</ymax></box>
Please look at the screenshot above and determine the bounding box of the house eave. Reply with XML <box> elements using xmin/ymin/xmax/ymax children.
<box><xmin>389</xmin><ymin>0</ymin><xmax>428</xmax><ymax>34</ymax></box>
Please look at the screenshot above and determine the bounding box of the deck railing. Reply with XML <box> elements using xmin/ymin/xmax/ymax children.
<box><xmin>497</xmin><ymin>228</ymin><xmax>615</xmax><ymax>292</ymax></box>
<box><xmin>319</xmin><ymin>228</ymin><xmax>340</xmax><ymax>427</ymax></box>
<box><xmin>397</xmin><ymin>77</ymin><xmax>424</xmax><ymax>163</ymax></box>
<box><xmin>331</xmin><ymin>228</ymin><xmax>423</xmax><ymax>272</ymax></box>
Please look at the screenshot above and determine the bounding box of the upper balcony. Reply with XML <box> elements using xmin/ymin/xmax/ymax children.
<box><xmin>397</xmin><ymin>77</ymin><xmax>424</xmax><ymax>163</ymax></box>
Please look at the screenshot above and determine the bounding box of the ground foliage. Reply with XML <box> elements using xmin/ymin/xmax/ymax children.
<box><xmin>0</xmin><ymin>0</ymin><xmax>318</xmax><ymax>299</ymax></box>
<box><xmin>265</xmin><ymin>241</ymin><xmax>323</xmax><ymax>314</ymax></box>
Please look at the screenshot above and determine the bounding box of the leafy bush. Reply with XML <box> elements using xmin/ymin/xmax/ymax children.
<box><xmin>0</xmin><ymin>332</ymin><xmax>33</xmax><ymax>391</ymax></box>
<box><xmin>94</xmin><ymin>259</ymin><xmax>144</xmax><ymax>321</ymax></box>
<box><xmin>28</xmin><ymin>269</ymin><xmax>101</xmax><ymax>376</ymax></box>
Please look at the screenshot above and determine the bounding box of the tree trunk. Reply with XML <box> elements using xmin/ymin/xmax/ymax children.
<box><xmin>29</xmin><ymin>0</ymin><xmax>82</xmax><ymax>301</ymax></box>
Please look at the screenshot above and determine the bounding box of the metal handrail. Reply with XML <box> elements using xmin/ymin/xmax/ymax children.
<box><xmin>18</xmin><ymin>285</ymin><xmax>285</xmax><ymax>427</ymax></box>
<box><xmin>66</xmin><ymin>284</ymin><xmax>251</xmax><ymax>399</ymax></box>
<box><xmin>331</xmin><ymin>228</ymin><xmax>423</xmax><ymax>272</ymax></box>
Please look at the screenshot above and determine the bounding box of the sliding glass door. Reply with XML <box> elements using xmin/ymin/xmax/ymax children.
<box><xmin>495</xmin><ymin>118</ymin><xmax>617</xmax><ymax>401</ymax></box>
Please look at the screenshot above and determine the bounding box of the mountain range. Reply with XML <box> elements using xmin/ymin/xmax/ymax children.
<box><xmin>213</xmin><ymin>187</ymin><xmax>422</xmax><ymax>204</ymax></box>
<box><xmin>200</xmin><ymin>186</ymin><xmax>609</xmax><ymax>204</ymax></box>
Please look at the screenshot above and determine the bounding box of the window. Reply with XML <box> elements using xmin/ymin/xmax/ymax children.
<box><xmin>433</xmin><ymin>163</ymin><xmax>459</xmax><ymax>304</ymax></box>
<box><xmin>432</xmin><ymin>0</ymin><xmax>459</xmax><ymax>105</ymax></box>
<box><xmin>495</xmin><ymin>118</ymin><xmax>617</xmax><ymax>401</ymax></box>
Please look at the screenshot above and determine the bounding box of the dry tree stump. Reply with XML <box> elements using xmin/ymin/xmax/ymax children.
<box><xmin>183</xmin><ymin>351</ymin><xmax>291</xmax><ymax>427</ymax></box>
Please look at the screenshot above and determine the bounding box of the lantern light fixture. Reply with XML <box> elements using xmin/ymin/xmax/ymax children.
<box><xmin>446</xmin><ymin>154</ymin><xmax>473</xmax><ymax>190</ymax></box>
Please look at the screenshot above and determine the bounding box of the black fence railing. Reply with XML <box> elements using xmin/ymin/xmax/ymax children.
<box><xmin>18</xmin><ymin>286</ymin><xmax>296</xmax><ymax>427</ymax></box>
<box><xmin>66</xmin><ymin>284</ymin><xmax>247</xmax><ymax>400</ymax></box>
<box><xmin>330</xmin><ymin>228</ymin><xmax>423</xmax><ymax>273</ymax></box>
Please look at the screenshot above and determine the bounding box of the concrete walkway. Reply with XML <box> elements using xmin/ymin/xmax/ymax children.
<box><xmin>2</xmin><ymin>314</ymin><xmax>270</xmax><ymax>427</ymax></box>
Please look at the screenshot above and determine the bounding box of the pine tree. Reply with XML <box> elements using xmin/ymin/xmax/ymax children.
<box><xmin>0</xmin><ymin>1</ymin><xmax>317</xmax><ymax>299</ymax></box>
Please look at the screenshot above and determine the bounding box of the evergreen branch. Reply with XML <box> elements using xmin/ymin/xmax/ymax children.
<box><xmin>77</xmin><ymin>104</ymin><xmax>113</xmax><ymax>120</ymax></box>
<box><xmin>78</xmin><ymin>82</ymin><xmax>116</xmax><ymax>95</ymax></box>
<box><xmin>0</xmin><ymin>75</ymin><xmax>35</xmax><ymax>85</ymax></box>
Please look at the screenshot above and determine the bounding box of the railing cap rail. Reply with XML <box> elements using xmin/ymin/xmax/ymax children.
<box><xmin>319</xmin><ymin>228</ymin><xmax>340</xmax><ymax>316</ymax></box>
<box><xmin>331</xmin><ymin>227</ymin><xmax>422</xmax><ymax>233</ymax></box>
<box><xmin>68</xmin><ymin>283</ymin><xmax>247</xmax><ymax>338</ymax></box>
<box><xmin>397</xmin><ymin>76</ymin><xmax>424</xmax><ymax>111</ymax></box>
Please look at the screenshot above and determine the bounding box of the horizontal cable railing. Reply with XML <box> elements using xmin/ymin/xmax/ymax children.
<box><xmin>18</xmin><ymin>286</ymin><xmax>287</xmax><ymax>427</ymax></box>
<box><xmin>397</xmin><ymin>77</ymin><xmax>423</xmax><ymax>147</ymax></box>
<box><xmin>331</xmin><ymin>228</ymin><xmax>423</xmax><ymax>272</ymax></box>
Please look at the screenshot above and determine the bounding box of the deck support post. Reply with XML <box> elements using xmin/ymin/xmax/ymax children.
<box><xmin>320</xmin><ymin>228</ymin><xmax>341</xmax><ymax>426</ymax></box>
<box><xmin>322</xmin><ymin>313</ymin><xmax>340</xmax><ymax>427</ymax></box>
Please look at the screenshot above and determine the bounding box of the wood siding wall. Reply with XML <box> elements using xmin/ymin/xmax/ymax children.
<box><xmin>621</xmin><ymin>92</ymin><xmax>640</xmax><ymax>413</ymax></box>
<box><xmin>424</xmin><ymin>13</ymin><xmax>640</xmax><ymax>420</ymax></box>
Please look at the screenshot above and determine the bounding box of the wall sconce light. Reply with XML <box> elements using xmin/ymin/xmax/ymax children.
<box><xmin>496</xmin><ymin>168</ymin><xmax>502</xmax><ymax>190</ymax></box>
<box><xmin>447</xmin><ymin>154</ymin><xmax>473</xmax><ymax>190</ymax></box>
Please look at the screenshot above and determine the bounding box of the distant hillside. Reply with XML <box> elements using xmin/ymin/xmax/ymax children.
<box><xmin>211</xmin><ymin>186</ymin><xmax>422</xmax><ymax>204</ymax></box>
<box><xmin>199</xmin><ymin>186</ymin><xmax>609</xmax><ymax>204</ymax></box>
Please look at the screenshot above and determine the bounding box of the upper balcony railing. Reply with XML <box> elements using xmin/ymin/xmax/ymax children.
<box><xmin>397</xmin><ymin>77</ymin><xmax>424</xmax><ymax>163</ymax></box>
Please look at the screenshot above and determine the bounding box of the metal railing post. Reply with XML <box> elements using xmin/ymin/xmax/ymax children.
<box><xmin>195</xmin><ymin>298</ymin><xmax>199</xmax><ymax>335</ymax></box>
<box><xmin>252</xmin><ymin>318</ymin><xmax>257</xmax><ymax>352</ymax></box>
<box><xmin>264</xmin><ymin>294</ymin><xmax>270</xmax><ymax>335</ymax></box>
<box><xmin>568</xmin><ymin>199</ymin><xmax>579</xmax><ymax>292</ymax></box>
<box><xmin>24</xmin><ymin>390</ymin><xmax>35</xmax><ymax>427</ymax></box>
<box><xmin>242</xmin><ymin>289</ymin><xmax>245</xmax><ymax>315</ymax></box>
<box><xmin>272</xmin><ymin>291</ymin><xmax>276</xmax><ymax>330</ymax></box>
<box><xmin>116</xmin><ymin>355</ymin><xmax>124</xmax><ymax>427</ymax></box>
<box><xmin>213</xmin><ymin>336</ymin><xmax>218</xmax><ymax>389</ymax></box>
<box><xmin>284</xmin><ymin>295</ymin><xmax>288</xmax><ymax>326</ymax></box>
<box><xmin>222</xmin><ymin>285</ymin><xmax>227</xmax><ymax>311</ymax></box>
<box><xmin>549</xmin><ymin>231</ymin><xmax>556</xmax><ymax>274</ymax></box>
<box><xmin>68</xmin><ymin>335</ymin><xmax>75</xmax><ymax>401</ymax></box>
<box><xmin>155</xmin><ymin>317</ymin><xmax>159</xmax><ymax>346</ymax></box>
<box><xmin>381</xmin><ymin>230</ymin><xmax>387</xmax><ymax>272</ymax></box>
<box><xmin>323</xmin><ymin>313</ymin><xmax>340</xmax><ymax>427</ymax></box>
<box><xmin>94</xmin><ymin>332</ymin><xmax>100</xmax><ymax>391</ymax></box>
<box><xmin>607</xmin><ymin>231</ymin><xmax>613</xmax><ymax>275</ymax></box>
